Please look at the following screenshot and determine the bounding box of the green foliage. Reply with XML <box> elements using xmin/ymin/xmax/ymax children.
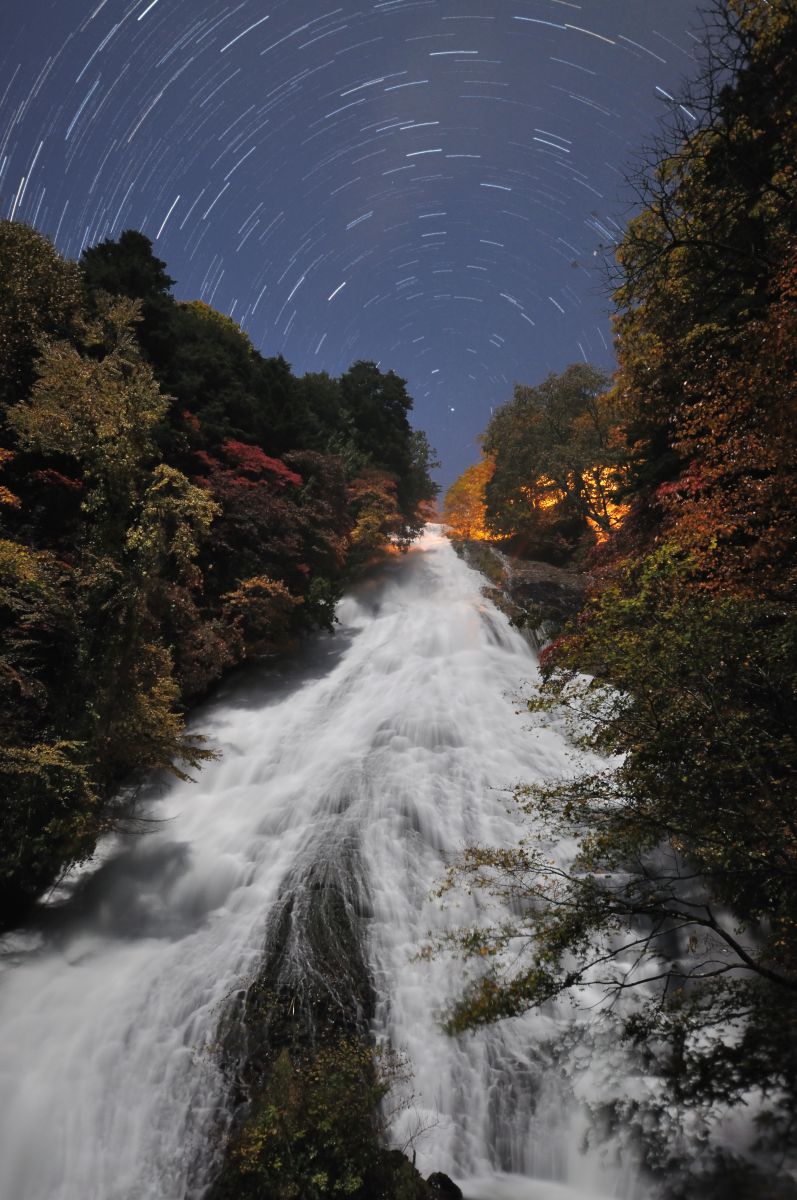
<box><xmin>0</xmin><ymin>220</ymin><xmax>437</xmax><ymax>922</ymax></box>
<box><xmin>611</xmin><ymin>0</ymin><xmax>797</xmax><ymax>498</ymax></box>
<box><xmin>223</xmin><ymin>575</ymin><xmax>304</xmax><ymax>657</ymax></box>
<box><xmin>0</xmin><ymin>741</ymin><xmax>99</xmax><ymax>911</ymax></box>
<box><xmin>80</xmin><ymin>229</ymin><xmax>177</xmax><ymax>372</ymax></box>
<box><xmin>482</xmin><ymin>363</ymin><xmax>622</xmax><ymax>558</ymax></box>
<box><xmin>80</xmin><ymin>229</ymin><xmax>175</xmax><ymax>300</ymax></box>
<box><xmin>438</xmin><ymin>5</ymin><xmax>797</xmax><ymax>1185</ymax></box>
<box><xmin>534</xmin><ymin>551</ymin><xmax>797</xmax><ymax>957</ymax></box>
<box><xmin>224</xmin><ymin>1038</ymin><xmax>404</xmax><ymax>1200</ymax></box>
<box><xmin>1</xmin><ymin>540</ymin><xmax>73</xmax><ymax>706</ymax></box>
<box><xmin>127</xmin><ymin>464</ymin><xmax>219</xmax><ymax>586</ymax></box>
<box><xmin>398</xmin><ymin>430</ymin><xmax>440</xmax><ymax>538</ymax></box>
<box><xmin>154</xmin><ymin>298</ymin><xmax>286</xmax><ymax>451</ymax></box>
<box><xmin>333</xmin><ymin>361</ymin><xmax>440</xmax><ymax>535</ymax></box>
<box><xmin>304</xmin><ymin>574</ymin><xmax>343</xmax><ymax>634</ymax></box>
<box><xmin>0</xmin><ymin>221</ymin><xmax>83</xmax><ymax>417</ymax></box>
<box><xmin>11</xmin><ymin>297</ymin><xmax>168</xmax><ymax>538</ymax></box>
<box><xmin>340</xmin><ymin>361</ymin><xmax>412</xmax><ymax>478</ymax></box>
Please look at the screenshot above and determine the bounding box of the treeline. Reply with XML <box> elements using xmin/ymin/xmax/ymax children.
<box><xmin>443</xmin><ymin>1</ymin><xmax>797</xmax><ymax>1190</ymax></box>
<box><xmin>443</xmin><ymin>361</ymin><xmax>627</xmax><ymax>559</ymax></box>
<box><xmin>0</xmin><ymin>222</ymin><xmax>437</xmax><ymax>923</ymax></box>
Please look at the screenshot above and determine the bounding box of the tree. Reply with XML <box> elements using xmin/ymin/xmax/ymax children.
<box><xmin>340</xmin><ymin>361</ymin><xmax>413</xmax><ymax>479</ymax></box>
<box><xmin>661</xmin><ymin>245</ymin><xmax>797</xmax><ymax>600</ymax></box>
<box><xmin>399</xmin><ymin>429</ymin><xmax>440</xmax><ymax>539</ymax></box>
<box><xmin>8</xmin><ymin>296</ymin><xmax>213</xmax><ymax>802</ymax></box>
<box><xmin>611</xmin><ymin>0</ymin><xmax>797</xmax><ymax>505</ymax></box>
<box><xmin>295</xmin><ymin>371</ymin><xmax>349</xmax><ymax>454</ymax></box>
<box><xmin>0</xmin><ymin>221</ymin><xmax>83</xmax><ymax>419</ymax></box>
<box><xmin>11</xmin><ymin>296</ymin><xmax>168</xmax><ymax>545</ymax></box>
<box><xmin>345</xmin><ymin>469</ymin><xmax>406</xmax><ymax>567</ymax></box>
<box><xmin>437</xmin><ymin>549</ymin><xmax>797</xmax><ymax>1180</ymax></box>
<box><xmin>80</xmin><ymin>228</ymin><xmax>175</xmax><ymax>300</ymax></box>
<box><xmin>439</xmin><ymin>4</ymin><xmax>797</xmax><ymax>1186</ymax></box>
<box><xmin>442</xmin><ymin>456</ymin><xmax>495</xmax><ymax>540</ymax></box>
<box><xmin>81</xmin><ymin>229</ymin><xmax>178</xmax><ymax>375</ymax></box>
<box><xmin>192</xmin><ymin>439</ymin><xmax>304</xmax><ymax>593</ymax></box>
<box><xmin>482</xmin><ymin>364</ymin><xmax>622</xmax><ymax>555</ymax></box>
<box><xmin>154</xmin><ymin>301</ymin><xmax>286</xmax><ymax>452</ymax></box>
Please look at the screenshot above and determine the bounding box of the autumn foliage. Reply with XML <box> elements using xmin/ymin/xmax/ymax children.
<box><xmin>441</xmin><ymin>455</ymin><xmax>495</xmax><ymax>540</ymax></box>
<box><xmin>441</xmin><ymin>2</ymin><xmax>797</xmax><ymax>1185</ymax></box>
<box><xmin>660</xmin><ymin>248</ymin><xmax>797</xmax><ymax>599</ymax></box>
<box><xmin>0</xmin><ymin>221</ymin><xmax>437</xmax><ymax>923</ymax></box>
<box><xmin>445</xmin><ymin>364</ymin><xmax>629</xmax><ymax>561</ymax></box>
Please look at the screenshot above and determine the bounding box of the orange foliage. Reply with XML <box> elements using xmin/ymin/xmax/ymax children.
<box><xmin>662</xmin><ymin>247</ymin><xmax>797</xmax><ymax>599</ymax></box>
<box><xmin>521</xmin><ymin>469</ymin><xmax>629</xmax><ymax>542</ymax></box>
<box><xmin>0</xmin><ymin>448</ymin><xmax>20</xmax><ymax>509</ymax></box>
<box><xmin>442</xmin><ymin>455</ymin><xmax>496</xmax><ymax>539</ymax></box>
<box><xmin>520</xmin><ymin>476</ymin><xmax>565</xmax><ymax>512</ymax></box>
<box><xmin>582</xmin><ymin>467</ymin><xmax>630</xmax><ymax>542</ymax></box>
<box><xmin>346</xmin><ymin>468</ymin><xmax>405</xmax><ymax>561</ymax></box>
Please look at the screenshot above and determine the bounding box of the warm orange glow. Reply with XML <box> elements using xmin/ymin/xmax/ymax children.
<box><xmin>445</xmin><ymin>458</ymin><xmax>629</xmax><ymax>544</ymax></box>
<box><xmin>582</xmin><ymin>465</ymin><xmax>630</xmax><ymax>542</ymax></box>
<box><xmin>521</xmin><ymin>468</ymin><xmax>629</xmax><ymax>541</ymax></box>
<box><xmin>520</xmin><ymin>476</ymin><xmax>567</xmax><ymax>511</ymax></box>
<box><xmin>442</xmin><ymin>455</ymin><xmax>498</xmax><ymax>540</ymax></box>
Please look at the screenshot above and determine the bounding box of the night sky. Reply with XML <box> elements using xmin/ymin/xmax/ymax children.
<box><xmin>2</xmin><ymin>0</ymin><xmax>702</xmax><ymax>488</ymax></box>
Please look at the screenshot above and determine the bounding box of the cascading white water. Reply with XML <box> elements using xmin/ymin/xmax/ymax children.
<box><xmin>0</xmin><ymin>528</ymin><xmax>646</xmax><ymax>1200</ymax></box>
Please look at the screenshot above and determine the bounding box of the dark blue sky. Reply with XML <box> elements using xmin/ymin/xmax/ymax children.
<box><xmin>1</xmin><ymin>0</ymin><xmax>702</xmax><ymax>488</ymax></box>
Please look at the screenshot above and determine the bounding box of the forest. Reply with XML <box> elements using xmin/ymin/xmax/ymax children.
<box><xmin>442</xmin><ymin>1</ymin><xmax>797</xmax><ymax>1192</ymax></box>
<box><xmin>0</xmin><ymin>224</ymin><xmax>438</xmax><ymax>925</ymax></box>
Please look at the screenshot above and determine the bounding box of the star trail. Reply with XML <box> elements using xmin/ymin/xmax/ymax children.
<box><xmin>1</xmin><ymin>0</ymin><xmax>701</xmax><ymax>486</ymax></box>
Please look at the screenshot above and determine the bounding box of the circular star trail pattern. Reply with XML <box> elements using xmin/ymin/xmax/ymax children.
<box><xmin>1</xmin><ymin>0</ymin><xmax>701</xmax><ymax>486</ymax></box>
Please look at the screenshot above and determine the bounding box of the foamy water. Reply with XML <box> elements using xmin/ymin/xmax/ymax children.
<box><xmin>0</xmin><ymin>528</ymin><xmax>646</xmax><ymax>1199</ymax></box>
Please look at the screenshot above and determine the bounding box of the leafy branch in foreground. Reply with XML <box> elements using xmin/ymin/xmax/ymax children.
<box><xmin>434</xmin><ymin>4</ymin><xmax>797</xmax><ymax>1191</ymax></box>
<box><xmin>434</xmin><ymin>549</ymin><xmax>797</xmax><ymax>1173</ymax></box>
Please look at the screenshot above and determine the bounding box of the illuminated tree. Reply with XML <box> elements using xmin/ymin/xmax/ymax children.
<box><xmin>442</xmin><ymin>455</ymin><xmax>495</xmax><ymax>540</ymax></box>
<box><xmin>481</xmin><ymin>364</ymin><xmax>624</xmax><ymax>554</ymax></box>
<box><xmin>441</xmin><ymin>5</ymin><xmax>797</xmax><ymax>1184</ymax></box>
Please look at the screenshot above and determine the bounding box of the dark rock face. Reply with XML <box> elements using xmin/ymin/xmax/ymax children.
<box><xmin>427</xmin><ymin>1172</ymin><xmax>464</xmax><ymax>1199</ymax></box>
<box><xmin>206</xmin><ymin>857</ymin><xmax>413</xmax><ymax>1200</ymax></box>
<box><xmin>452</xmin><ymin>539</ymin><xmax>587</xmax><ymax>648</ymax></box>
<box><xmin>494</xmin><ymin>556</ymin><xmax>586</xmax><ymax>646</ymax></box>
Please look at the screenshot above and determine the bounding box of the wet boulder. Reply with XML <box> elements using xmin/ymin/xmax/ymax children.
<box><xmin>427</xmin><ymin>1172</ymin><xmax>464</xmax><ymax>1199</ymax></box>
<box><xmin>451</xmin><ymin>538</ymin><xmax>587</xmax><ymax>648</ymax></box>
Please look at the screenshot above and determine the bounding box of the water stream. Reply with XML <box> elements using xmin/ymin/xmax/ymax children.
<box><xmin>0</xmin><ymin>528</ymin><xmax>646</xmax><ymax>1200</ymax></box>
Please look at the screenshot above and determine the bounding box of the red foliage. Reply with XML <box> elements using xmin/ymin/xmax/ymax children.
<box><xmin>661</xmin><ymin>247</ymin><xmax>797</xmax><ymax>599</ymax></box>
<box><xmin>347</xmin><ymin>468</ymin><xmax>399</xmax><ymax>505</ymax></box>
<box><xmin>188</xmin><ymin>446</ymin><xmax>348</xmax><ymax>631</ymax></box>
<box><xmin>221</xmin><ymin>440</ymin><xmax>302</xmax><ymax>487</ymax></box>
<box><xmin>654</xmin><ymin>471</ymin><xmax>702</xmax><ymax>504</ymax></box>
<box><xmin>538</xmin><ymin>636</ymin><xmax>566</xmax><ymax>675</ymax></box>
<box><xmin>31</xmin><ymin>469</ymin><xmax>83</xmax><ymax>492</ymax></box>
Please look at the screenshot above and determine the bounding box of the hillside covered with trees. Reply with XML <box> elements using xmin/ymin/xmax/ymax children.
<box><xmin>0</xmin><ymin>223</ymin><xmax>437</xmax><ymax>924</ymax></box>
<box><xmin>441</xmin><ymin>1</ymin><xmax>797</xmax><ymax>1191</ymax></box>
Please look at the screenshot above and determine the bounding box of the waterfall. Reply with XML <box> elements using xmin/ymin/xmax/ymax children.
<box><xmin>0</xmin><ymin>528</ymin><xmax>645</xmax><ymax>1200</ymax></box>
